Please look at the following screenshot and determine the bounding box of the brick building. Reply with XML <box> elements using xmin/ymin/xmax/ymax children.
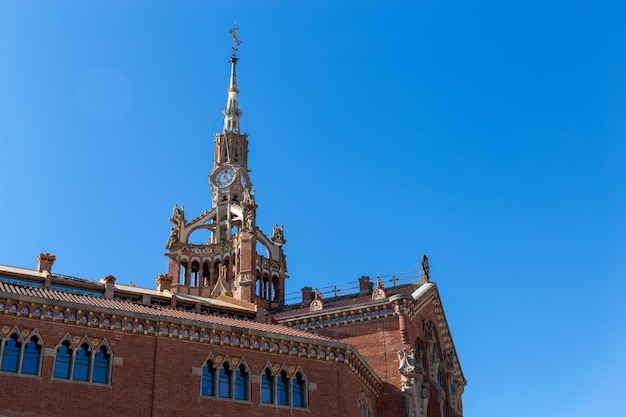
<box><xmin>0</xmin><ymin>27</ymin><xmax>465</xmax><ymax>417</ymax></box>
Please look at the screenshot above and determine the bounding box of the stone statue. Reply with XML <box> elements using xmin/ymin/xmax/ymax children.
<box><xmin>444</xmin><ymin>350</ymin><xmax>455</xmax><ymax>369</ymax></box>
<box><xmin>356</xmin><ymin>391</ymin><xmax>374</xmax><ymax>417</ymax></box>
<box><xmin>423</xmin><ymin>320</ymin><xmax>434</xmax><ymax>341</ymax></box>
<box><xmin>244</xmin><ymin>209</ymin><xmax>255</xmax><ymax>231</ymax></box>
<box><xmin>241</xmin><ymin>189</ymin><xmax>256</xmax><ymax>232</ymax></box>
<box><xmin>449</xmin><ymin>378</ymin><xmax>463</xmax><ymax>417</ymax></box>
<box><xmin>165</xmin><ymin>227</ymin><xmax>179</xmax><ymax>249</ymax></box>
<box><xmin>402</xmin><ymin>377</ymin><xmax>418</xmax><ymax>417</ymax></box>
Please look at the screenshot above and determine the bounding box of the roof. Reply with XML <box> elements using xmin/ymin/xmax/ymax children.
<box><xmin>0</xmin><ymin>280</ymin><xmax>335</xmax><ymax>343</ymax></box>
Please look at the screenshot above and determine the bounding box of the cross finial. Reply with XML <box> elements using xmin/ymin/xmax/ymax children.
<box><xmin>229</xmin><ymin>23</ymin><xmax>241</xmax><ymax>57</ymax></box>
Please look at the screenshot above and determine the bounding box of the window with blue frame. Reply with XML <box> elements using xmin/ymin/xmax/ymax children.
<box><xmin>1</xmin><ymin>334</ymin><xmax>21</xmax><ymax>373</ymax></box>
<box><xmin>92</xmin><ymin>346</ymin><xmax>110</xmax><ymax>384</ymax></box>
<box><xmin>234</xmin><ymin>364</ymin><xmax>248</xmax><ymax>400</ymax></box>
<box><xmin>0</xmin><ymin>333</ymin><xmax>42</xmax><ymax>376</ymax></box>
<box><xmin>53</xmin><ymin>341</ymin><xmax>72</xmax><ymax>379</ymax></box>
<box><xmin>277</xmin><ymin>370</ymin><xmax>289</xmax><ymax>405</ymax></box>
<box><xmin>73</xmin><ymin>344</ymin><xmax>91</xmax><ymax>381</ymax></box>
<box><xmin>292</xmin><ymin>372</ymin><xmax>306</xmax><ymax>408</ymax></box>
<box><xmin>53</xmin><ymin>338</ymin><xmax>112</xmax><ymax>384</ymax></box>
<box><xmin>218</xmin><ymin>363</ymin><xmax>232</xmax><ymax>398</ymax></box>
<box><xmin>21</xmin><ymin>337</ymin><xmax>41</xmax><ymax>375</ymax></box>
<box><xmin>261</xmin><ymin>368</ymin><xmax>274</xmax><ymax>404</ymax></box>
<box><xmin>202</xmin><ymin>360</ymin><xmax>216</xmax><ymax>396</ymax></box>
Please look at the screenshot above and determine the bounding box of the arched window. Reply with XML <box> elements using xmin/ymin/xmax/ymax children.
<box><xmin>202</xmin><ymin>360</ymin><xmax>216</xmax><ymax>396</ymax></box>
<box><xmin>21</xmin><ymin>337</ymin><xmax>41</xmax><ymax>375</ymax></box>
<box><xmin>1</xmin><ymin>334</ymin><xmax>20</xmax><ymax>373</ymax></box>
<box><xmin>191</xmin><ymin>261</ymin><xmax>200</xmax><ymax>287</ymax></box>
<box><xmin>272</xmin><ymin>276</ymin><xmax>280</xmax><ymax>301</ymax></box>
<box><xmin>437</xmin><ymin>364</ymin><xmax>444</xmax><ymax>389</ymax></box>
<box><xmin>277</xmin><ymin>370</ymin><xmax>289</xmax><ymax>405</ymax></box>
<box><xmin>92</xmin><ymin>346</ymin><xmax>110</xmax><ymax>384</ymax></box>
<box><xmin>292</xmin><ymin>372</ymin><xmax>306</xmax><ymax>408</ymax></box>
<box><xmin>202</xmin><ymin>263</ymin><xmax>210</xmax><ymax>286</ymax></box>
<box><xmin>218</xmin><ymin>362</ymin><xmax>232</xmax><ymax>398</ymax></box>
<box><xmin>261</xmin><ymin>368</ymin><xmax>274</xmax><ymax>404</ymax></box>
<box><xmin>53</xmin><ymin>341</ymin><xmax>72</xmax><ymax>379</ymax></box>
<box><xmin>234</xmin><ymin>363</ymin><xmax>249</xmax><ymax>400</ymax></box>
<box><xmin>73</xmin><ymin>343</ymin><xmax>91</xmax><ymax>381</ymax></box>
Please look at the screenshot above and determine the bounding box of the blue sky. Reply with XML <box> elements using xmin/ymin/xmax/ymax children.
<box><xmin>1</xmin><ymin>1</ymin><xmax>625</xmax><ymax>416</ymax></box>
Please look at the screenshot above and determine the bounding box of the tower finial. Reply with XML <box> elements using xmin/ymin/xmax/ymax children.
<box><xmin>229</xmin><ymin>23</ymin><xmax>241</xmax><ymax>58</ymax></box>
<box><xmin>223</xmin><ymin>23</ymin><xmax>242</xmax><ymax>133</ymax></box>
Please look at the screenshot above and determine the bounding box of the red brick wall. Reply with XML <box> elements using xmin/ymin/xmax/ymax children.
<box><xmin>0</xmin><ymin>315</ymin><xmax>378</xmax><ymax>417</ymax></box>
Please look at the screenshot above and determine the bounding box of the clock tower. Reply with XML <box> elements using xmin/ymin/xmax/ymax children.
<box><xmin>164</xmin><ymin>25</ymin><xmax>288</xmax><ymax>307</ymax></box>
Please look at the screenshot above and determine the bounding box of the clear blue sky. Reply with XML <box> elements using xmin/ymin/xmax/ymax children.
<box><xmin>1</xmin><ymin>1</ymin><xmax>625</xmax><ymax>416</ymax></box>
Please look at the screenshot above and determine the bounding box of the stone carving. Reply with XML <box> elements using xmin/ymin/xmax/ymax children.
<box><xmin>427</xmin><ymin>345</ymin><xmax>442</xmax><ymax>392</ymax></box>
<box><xmin>211</xmin><ymin>265</ymin><xmax>233</xmax><ymax>298</ymax></box>
<box><xmin>310</xmin><ymin>288</ymin><xmax>324</xmax><ymax>311</ymax></box>
<box><xmin>398</xmin><ymin>348</ymin><xmax>429</xmax><ymax>417</ymax></box>
<box><xmin>356</xmin><ymin>391</ymin><xmax>374</xmax><ymax>417</ymax></box>
<box><xmin>397</xmin><ymin>348</ymin><xmax>418</xmax><ymax>375</ymax></box>
<box><xmin>169</xmin><ymin>204</ymin><xmax>185</xmax><ymax>227</ymax></box>
<box><xmin>372</xmin><ymin>276</ymin><xmax>387</xmax><ymax>300</ymax></box>
<box><xmin>444</xmin><ymin>349</ymin><xmax>455</xmax><ymax>370</ymax></box>
<box><xmin>166</xmin><ymin>204</ymin><xmax>185</xmax><ymax>249</ymax></box>
<box><xmin>423</xmin><ymin>320</ymin><xmax>435</xmax><ymax>342</ymax></box>
<box><xmin>402</xmin><ymin>379</ymin><xmax>430</xmax><ymax>417</ymax></box>
<box><xmin>165</xmin><ymin>227</ymin><xmax>179</xmax><ymax>249</ymax></box>
<box><xmin>271</xmin><ymin>224</ymin><xmax>286</xmax><ymax>245</ymax></box>
<box><xmin>450</xmin><ymin>378</ymin><xmax>464</xmax><ymax>417</ymax></box>
<box><xmin>241</xmin><ymin>189</ymin><xmax>256</xmax><ymax>232</ymax></box>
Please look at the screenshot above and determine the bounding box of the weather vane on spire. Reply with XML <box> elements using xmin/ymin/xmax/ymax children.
<box><xmin>229</xmin><ymin>23</ymin><xmax>241</xmax><ymax>57</ymax></box>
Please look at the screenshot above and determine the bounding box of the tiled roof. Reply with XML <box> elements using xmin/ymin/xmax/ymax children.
<box><xmin>272</xmin><ymin>282</ymin><xmax>420</xmax><ymax>319</ymax></box>
<box><xmin>0</xmin><ymin>281</ymin><xmax>335</xmax><ymax>342</ymax></box>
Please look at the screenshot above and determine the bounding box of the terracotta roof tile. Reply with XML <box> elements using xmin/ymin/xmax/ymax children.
<box><xmin>0</xmin><ymin>282</ymin><xmax>335</xmax><ymax>343</ymax></box>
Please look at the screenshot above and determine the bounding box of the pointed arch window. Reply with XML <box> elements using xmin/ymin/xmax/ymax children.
<box><xmin>277</xmin><ymin>370</ymin><xmax>289</xmax><ymax>405</ymax></box>
<box><xmin>92</xmin><ymin>346</ymin><xmax>110</xmax><ymax>384</ymax></box>
<box><xmin>437</xmin><ymin>363</ymin><xmax>444</xmax><ymax>388</ymax></box>
<box><xmin>53</xmin><ymin>340</ymin><xmax>72</xmax><ymax>379</ymax></box>
<box><xmin>261</xmin><ymin>368</ymin><xmax>274</xmax><ymax>404</ymax></box>
<box><xmin>201</xmin><ymin>360</ymin><xmax>217</xmax><ymax>396</ymax></box>
<box><xmin>21</xmin><ymin>337</ymin><xmax>41</xmax><ymax>375</ymax></box>
<box><xmin>53</xmin><ymin>338</ymin><xmax>112</xmax><ymax>384</ymax></box>
<box><xmin>218</xmin><ymin>362</ymin><xmax>232</xmax><ymax>398</ymax></box>
<box><xmin>73</xmin><ymin>343</ymin><xmax>91</xmax><ymax>381</ymax></box>
<box><xmin>234</xmin><ymin>363</ymin><xmax>249</xmax><ymax>400</ymax></box>
<box><xmin>1</xmin><ymin>332</ymin><xmax>43</xmax><ymax>376</ymax></box>
<box><xmin>1</xmin><ymin>334</ymin><xmax>21</xmax><ymax>373</ymax></box>
<box><xmin>292</xmin><ymin>372</ymin><xmax>306</xmax><ymax>408</ymax></box>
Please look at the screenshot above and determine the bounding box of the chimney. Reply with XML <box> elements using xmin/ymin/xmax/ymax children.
<box><xmin>359</xmin><ymin>276</ymin><xmax>373</xmax><ymax>293</ymax></box>
<box><xmin>301</xmin><ymin>286</ymin><xmax>314</xmax><ymax>304</ymax></box>
<box><xmin>156</xmin><ymin>274</ymin><xmax>173</xmax><ymax>292</ymax></box>
<box><xmin>103</xmin><ymin>275</ymin><xmax>116</xmax><ymax>299</ymax></box>
<box><xmin>37</xmin><ymin>253</ymin><xmax>56</xmax><ymax>273</ymax></box>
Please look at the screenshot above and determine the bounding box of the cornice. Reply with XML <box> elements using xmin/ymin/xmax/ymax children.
<box><xmin>0</xmin><ymin>290</ymin><xmax>382</xmax><ymax>396</ymax></box>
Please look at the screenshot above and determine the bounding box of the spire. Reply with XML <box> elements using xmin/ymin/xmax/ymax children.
<box><xmin>223</xmin><ymin>24</ymin><xmax>242</xmax><ymax>133</ymax></box>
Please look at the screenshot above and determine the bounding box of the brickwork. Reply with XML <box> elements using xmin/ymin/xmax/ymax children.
<box><xmin>0</xmin><ymin>314</ymin><xmax>378</xmax><ymax>417</ymax></box>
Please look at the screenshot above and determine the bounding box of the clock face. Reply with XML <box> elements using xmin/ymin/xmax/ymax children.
<box><xmin>240</xmin><ymin>173</ymin><xmax>248</xmax><ymax>189</ymax></box>
<box><xmin>213</xmin><ymin>167</ymin><xmax>235</xmax><ymax>187</ymax></box>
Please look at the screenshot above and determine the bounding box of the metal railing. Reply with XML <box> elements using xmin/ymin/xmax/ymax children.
<box><xmin>283</xmin><ymin>269</ymin><xmax>423</xmax><ymax>304</ymax></box>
